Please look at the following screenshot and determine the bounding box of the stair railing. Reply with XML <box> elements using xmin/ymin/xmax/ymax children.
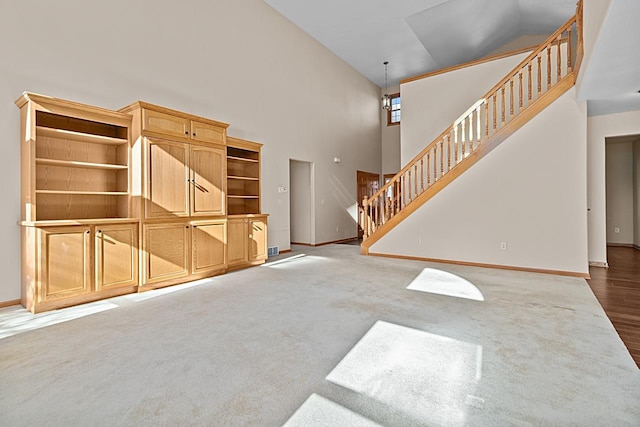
<box><xmin>362</xmin><ymin>7</ymin><xmax>582</xmax><ymax>241</ymax></box>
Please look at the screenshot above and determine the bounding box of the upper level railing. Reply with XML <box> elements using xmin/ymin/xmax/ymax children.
<box><xmin>362</xmin><ymin>3</ymin><xmax>583</xmax><ymax>241</ymax></box>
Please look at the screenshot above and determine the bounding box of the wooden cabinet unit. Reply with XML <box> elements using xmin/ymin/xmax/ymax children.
<box><xmin>122</xmin><ymin>101</ymin><xmax>232</xmax><ymax>289</ymax></box>
<box><xmin>18</xmin><ymin>94</ymin><xmax>268</xmax><ymax>312</ymax></box>
<box><xmin>227</xmin><ymin>215</ymin><xmax>268</xmax><ymax>270</ymax></box>
<box><xmin>16</xmin><ymin>93</ymin><xmax>138</xmax><ymax>313</ymax></box>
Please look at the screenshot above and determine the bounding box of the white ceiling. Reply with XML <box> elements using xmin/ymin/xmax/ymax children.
<box><xmin>265</xmin><ymin>0</ymin><xmax>640</xmax><ymax>116</ymax></box>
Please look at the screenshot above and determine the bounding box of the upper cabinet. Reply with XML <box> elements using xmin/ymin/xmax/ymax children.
<box><xmin>16</xmin><ymin>93</ymin><xmax>133</xmax><ymax>222</ymax></box>
<box><xmin>120</xmin><ymin>102</ymin><xmax>229</xmax><ymax>219</ymax></box>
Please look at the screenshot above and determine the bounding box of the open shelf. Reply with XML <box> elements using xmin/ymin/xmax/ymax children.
<box><xmin>35</xmin><ymin>158</ymin><xmax>128</xmax><ymax>170</ymax></box>
<box><xmin>227</xmin><ymin>155</ymin><xmax>259</xmax><ymax>163</ymax></box>
<box><xmin>36</xmin><ymin>190</ymin><xmax>128</xmax><ymax>195</ymax></box>
<box><xmin>36</xmin><ymin>126</ymin><xmax>127</xmax><ymax>146</ymax></box>
<box><xmin>228</xmin><ymin>195</ymin><xmax>259</xmax><ymax>199</ymax></box>
<box><xmin>227</xmin><ymin>175</ymin><xmax>259</xmax><ymax>181</ymax></box>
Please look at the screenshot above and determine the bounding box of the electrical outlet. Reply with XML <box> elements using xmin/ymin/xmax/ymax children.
<box><xmin>500</xmin><ymin>242</ymin><xmax>507</xmax><ymax>250</ymax></box>
<box><xmin>336</xmin><ymin>226</ymin><xmax>339</xmax><ymax>232</ymax></box>
<box><xmin>417</xmin><ymin>236</ymin><xmax>422</xmax><ymax>244</ymax></box>
<box><xmin>614</xmin><ymin>227</ymin><xmax>620</xmax><ymax>233</ymax></box>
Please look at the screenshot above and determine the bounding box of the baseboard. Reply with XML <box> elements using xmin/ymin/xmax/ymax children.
<box><xmin>589</xmin><ymin>261</ymin><xmax>609</xmax><ymax>268</ymax></box>
<box><xmin>607</xmin><ymin>243</ymin><xmax>635</xmax><ymax>248</ymax></box>
<box><xmin>291</xmin><ymin>237</ymin><xmax>359</xmax><ymax>247</ymax></box>
<box><xmin>367</xmin><ymin>252</ymin><xmax>590</xmax><ymax>278</ymax></box>
<box><xmin>635</xmin><ymin>245</ymin><xmax>640</xmax><ymax>251</ymax></box>
<box><xmin>0</xmin><ymin>299</ymin><xmax>21</xmax><ymax>309</ymax></box>
<box><xmin>278</xmin><ymin>249</ymin><xmax>292</xmax><ymax>254</ymax></box>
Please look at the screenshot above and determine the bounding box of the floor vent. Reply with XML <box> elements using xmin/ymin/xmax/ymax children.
<box><xmin>268</xmin><ymin>246</ymin><xmax>279</xmax><ymax>257</ymax></box>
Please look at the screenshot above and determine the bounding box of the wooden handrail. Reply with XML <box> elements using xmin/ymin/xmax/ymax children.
<box><xmin>362</xmin><ymin>1</ymin><xmax>583</xmax><ymax>242</ymax></box>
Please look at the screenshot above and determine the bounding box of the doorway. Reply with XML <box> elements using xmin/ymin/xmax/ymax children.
<box><xmin>290</xmin><ymin>160</ymin><xmax>314</xmax><ymax>245</ymax></box>
<box><xmin>357</xmin><ymin>170</ymin><xmax>381</xmax><ymax>239</ymax></box>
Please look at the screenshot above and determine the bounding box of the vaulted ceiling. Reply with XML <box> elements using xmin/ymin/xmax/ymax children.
<box><xmin>265</xmin><ymin>0</ymin><xmax>640</xmax><ymax>115</ymax></box>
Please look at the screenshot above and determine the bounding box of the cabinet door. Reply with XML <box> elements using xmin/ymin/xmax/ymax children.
<box><xmin>39</xmin><ymin>226</ymin><xmax>91</xmax><ymax>301</ymax></box>
<box><xmin>190</xmin><ymin>145</ymin><xmax>226</xmax><ymax>216</ymax></box>
<box><xmin>146</xmin><ymin>139</ymin><xmax>190</xmax><ymax>218</ymax></box>
<box><xmin>227</xmin><ymin>218</ymin><xmax>248</xmax><ymax>266</ymax></box>
<box><xmin>144</xmin><ymin>223</ymin><xmax>189</xmax><ymax>285</ymax></box>
<box><xmin>191</xmin><ymin>120</ymin><xmax>225</xmax><ymax>145</ymax></box>
<box><xmin>95</xmin><ymin>223</ymin><xmax>139</xmax><ymax>290</ymax></box>
<box><xmin>142</xmin><ymin>108</ymin><xmax>190</xmax><ymax>139</ymax></box>
<box><xmin>249</xmin><ymin>218</ymin><xmax>268</xmax><ymax>261</ymax></box>
<box><xmin>191</xmin><ymin>221</ymin><xmax>226</xmax><ymax>274</ymax></box>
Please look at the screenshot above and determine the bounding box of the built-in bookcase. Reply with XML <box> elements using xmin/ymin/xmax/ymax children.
<box><xmin>226</xmin><ymin>139</ymin><xmax>262</xmax><ymax>215</ymax></box>
<box><xmin>17</xmin><ymin>95</ymin><xmax>132</xmax><ymax>222</ymax></box>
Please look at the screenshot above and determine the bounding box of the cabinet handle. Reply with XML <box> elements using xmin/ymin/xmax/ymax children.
<box><xmin>97</xmin><ymin>230</ymin><xmax>102</xmax><ymax>234</ymax></box>
<box><xmin>185</xmin><ymin>131</ymin><xmax>189</xmax><ymax>135</ymax></box>
<box><xmin>185</xmin><ymin>225</ymin><xmax>190</xmax><ymax>229</ymax></box>
<box><xmin>193</xmin><ymin>225</ymin><xmax>198</xmax><ymax>228</ymax></box>
<box><xmin>192</xmin><ymin>133</ymin><xmax>196</xmax><ymax>137</ymax></box>
<box><xmin>86</xmin><ymin>230</ymin><xmax>90</xmax><ymax>234</ymax></box>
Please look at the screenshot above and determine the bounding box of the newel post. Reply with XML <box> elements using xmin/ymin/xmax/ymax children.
<box><xmin>362</xmin><ymin>196</ymin><xmax>369</xmax><ymax>239</ymax></box>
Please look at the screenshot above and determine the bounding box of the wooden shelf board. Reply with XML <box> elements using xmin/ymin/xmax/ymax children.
<box><xmin>227</xmin><ymin>175</ymin><xmax>259</xmax><ymax>181</ymax></box>
<box><xmin>37</xmin><ymin>126</ymin><xmax>128</xmax><ymax>146</ymax></box>
<box><xmin>227</xmin><ymin>155</ymin><xmax>259</xmax><ymax>163</ymax></box>
<box><xmin>36</xmin><ymin>190</ymin><xmax>129</xmax><ymax>196</ymax></box>
<box><xmin>228</xmin><ymin>195</ymin><xmax>259</xmax><ymax>199</ymax></box>
<box><xmin>36</xmin><ymin>158</ymin><xmax>128</xmax><ymax>170</ymax></box>
<box><xmin>19</xmin><ymin>218</ymin><xmax>139</xmax><ymax>227</ymax></box>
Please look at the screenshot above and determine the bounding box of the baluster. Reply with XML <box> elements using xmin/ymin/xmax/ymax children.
<box><xmin>446</xmin><ymin>136</ymin><xmax>451</xmax><ymax>171</ymax></box>
<box><xmin>439</xmin><ymin>140</ymin><xmax>444</xmax><ymax>177</ymax></box>
<box><xmin>453</xmin><ymin>127</ymin><xmax>458</xmax><ymax>164</ymax></box>
<box><xmin>476</xmin><ymin>106</ymin><xmax>481</xmax><ymax>147</ymax></box>
<box><xmin>408</xmin><ymin>169</ymin><xmax>412</xmax><ymax>203</ymax></box>
<box><xmin>492</xmin><ymin>94</ymin><xmax>497</xmax><ymax>130</ymax></box>
<box><xmin>414</xmin><ymin>164</ymin><xmax>418</xmax><ymax>198</ymax></box>
<box><xmin>467</xmin><ymin>115</ymin><xmax>473</xmax><ymax>152</ymax></box>
<box><xmin>461</xmin><ymin>121</ymin><xmax>466</xmax><ymax>158</ymax></box>
<box><xmin>519</xmin><ymin>72</ymin><xmax>523</xmax><ymax>110</ymax></box>
<box><xmin>395</xmin><ymin>180</ymin><xmax>399</xmax><ymax>213</ymax></box>
<box><xmin>509</xmin><ymin>78</ymin><xmax>514</xmax><ymax>118</ymax></box>
<box><xmin>556</xmin><ymin>35</ymin><xmax>562</xmax><ymax>81</ymax></box>
<box><xmin>426</xmin><ymin>153</ymin><xmax>430</xmax><ymax>187</ymax></box>
<box><xmin>390</xmin><ymin>182</ymin><xmax>395</xmax><ymax>217</ymax></box>
<box><xmin>485</xmin><ymin>101</ymin><xmax>489</xmax><ymax>139</ymax></box>
<box><xmin>546</xmin><ymin>46</ymin><xmax>552</xmax><ymax>89</ymax></box>
<box><xmin>528</xmin><ymin>63</ymin><xmax>533</xmax><ymax>101</ymax></box>
<box><xmin>537</xmin><ymin>55</ymin><xmax>542</xmax><ymax>94</ymax></box>
<box><xmin>501</xmin><ymin>86</ymin><xmax>506</xmax><ymax>123</ymax></box>
<box><xmin>420</xmin><ymin>157</ymin><xmax>424</xmax><ymax>192</ymax></box>
<box><xmin>567</xmin><ymin>27</ymin><xmax>573</xmax><ymax>72</ymax></box>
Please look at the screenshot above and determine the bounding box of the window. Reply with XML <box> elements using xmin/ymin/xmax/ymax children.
<box><xmin>387</xmin><ymin>93</ymin><xmax>401</xmax><ymax>126</ymax></box>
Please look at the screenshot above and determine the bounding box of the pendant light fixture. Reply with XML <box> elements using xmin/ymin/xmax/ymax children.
<box><xmin>381</xmin><ymin>61</ymin><xmax>391</xmax><ymax>111</ymax></box>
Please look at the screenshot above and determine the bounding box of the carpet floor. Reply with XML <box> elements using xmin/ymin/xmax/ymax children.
<box><xmin>0</xmin><ymin>244</ymin><xmax>638</xmax><ymax>426</ymax></box>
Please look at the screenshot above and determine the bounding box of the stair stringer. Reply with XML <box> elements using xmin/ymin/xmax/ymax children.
<box><xmin>361</xmin><ymin>73</ymin><xmax>576</xmax><ymax>255</ymax></box>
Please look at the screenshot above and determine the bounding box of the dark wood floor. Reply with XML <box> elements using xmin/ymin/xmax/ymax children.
<box><xmin>587</xmin><ymin>246</ymin><xmax>640</xmax><ymax>368</ymax></box>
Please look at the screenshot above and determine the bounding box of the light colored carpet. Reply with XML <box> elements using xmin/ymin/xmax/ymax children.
<box><xmin>0</xmin><ymin>244</ymin><xmax>638</xmax><ymax>426</ymax></box>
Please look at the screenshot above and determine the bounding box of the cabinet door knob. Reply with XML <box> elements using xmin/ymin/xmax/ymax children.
<box><xmin>193</xmin><ymin>133</ymin><xmax>196</xmax><ymax>136</ymax></box>
<box><xmin>97</xmin><ymin>230</ymin><xmax>102</xmax><ymax>234</ymax></box>
<box><xmin>86</xmin><ymin>230</ymin><xmax>90</xmax><ymax>234</ymax></box>
<box><xmin>185</xmin><ymin>131</ymin><xmax>189</xmax><ymax>135</ymax></box>
<box><xmin>185</xmin><ymin>225</ymin><xmax>189</xmax><ymax>229</ymax></box>
<box><xmin>193</xmin><ymin>225</ymin><xmax>197</xmax><ymax>228</ymax></box>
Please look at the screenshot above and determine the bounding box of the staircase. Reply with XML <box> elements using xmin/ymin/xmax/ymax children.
<box><xmin>361</xmin><ymin>2</ymin><xmax>584</xmax><ymax>255</ymax></box>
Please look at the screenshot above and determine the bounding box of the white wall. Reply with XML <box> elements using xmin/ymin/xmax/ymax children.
<box><xmin>575</xmin><ymin>0</ymin><xmax>613</xmax><ymax>97</ymax></box>
<box><xmin>587</xmin><ymin>111</ymin><xmax>640</xmax><ymax>265</ymax></box>
<box><xmin>290</xmin><ymin>160</ymin><xmax>312</xmax><ymax>244</ymax></box>
<box><xmin>400</xmin><ymin>52</ymin><xmax>530</xmax><ymax>165</ymax></box>
<box><xmin>0</xmin><ymin>0</ymin><xmax>381</xmax><ymax>301</ymax></box>
<box><xmin>635</xmin><ymin>141</ymin><xmax>640</xmax><ymax>247</ymax></box>
<box><xmin>371</xmin><ymin>89</ymin><xmax>589</xmax><ymax>275</ymax></box>
<box><xmin>605</xmin><ymin>140</ymin><xmax>634</xmax><ymax>244</ymax></box>
<box><xmin>381</xmin><ymin>85</ymin><xmax>401</xmax><ymax>175</ymax></box>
